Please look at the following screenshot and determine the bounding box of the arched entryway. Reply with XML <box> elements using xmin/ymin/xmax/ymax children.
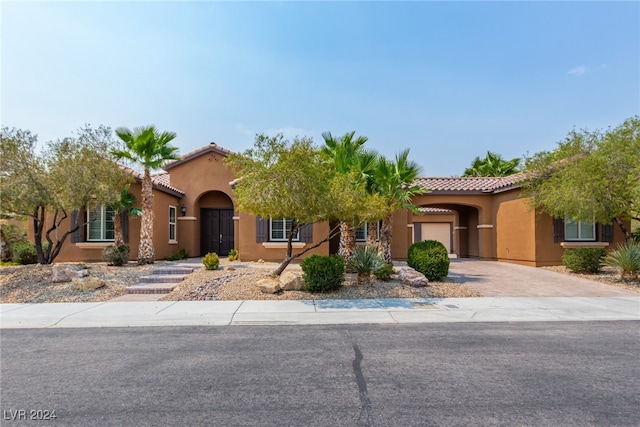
<box><xmin>417</xmin><ymin>203</ymin><xmax>482</xmax><ymax>259</ymax></box>
<box><xmin>197</xmin><ymin>191</ymin><xmax>234</xmax><ymax>256</ymax></box>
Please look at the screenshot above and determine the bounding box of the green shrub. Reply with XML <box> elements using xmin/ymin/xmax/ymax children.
<box><xmin>102</xmin><ymin>245</ymin><xmax>130</xmax><ymax>266</ymax></box>
<box><xmin>228</xmin><ymin>249</ymin><xmax>239</xmax><ymax>261</ymax></box>
<box><xmin>562</xmin><ymin>248</ymin><xmax>606</xmax><ymax>273</ymax></box>
<box><xmin>603</xmin><ymin>241</ymin><xmax>640</xmax><ymax>281</ymax></box>
<box><xmin>374</xmin><ymin>263</ymin><xmax>395</xmax><ymax>281</ymax></box>
<box><xmin>1</xmin><ymin>223</ymin><xmax>27</xmax><ymax>246</ymax></box>
<box><xmin>166</xmin><ymin>248</ymin><xmax>189</xmax><ymax>261</ymax></box>
<box><xmin>12</xmin><ymin>242</ymin><xmax>38</xmax><ymax>265</ymax></box>
<box><xmin>631</xmin><ymin>228</ymin><xmax>640</xmax><ymax>244</ymax></box>
<box><xmin>407</xmin><ymin>240</ymin><xmax>450</xmax><ymax>281</ymax></box>
<box><xmin>301</xmin><ymin>254</ymin><xmax>345</xmax><ymax>293</ymax></box>
<box><xmin>202</xmin><ymin>252</ymin><xmax>220</xmax><ymax>270</ymax></box>
<box><xmin>348</xmin><ymin>245</ymin><xmax>384</xmax><ymax>285</ymax></box>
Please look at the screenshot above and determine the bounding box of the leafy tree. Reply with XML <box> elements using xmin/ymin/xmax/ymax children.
<box><xmin>321</xmin><ymin>131</ymin><xmax>377</xmax><ymax>261</ymax></box>
<box><xmin>371</xmin><ymin>149</ymin><xmax>425</xmax><ymax>264</ymax></box>
<box><xmin>0</xmin><ymin>125</ymin><xmax>128</xmax><ymax>264</ymax></box>
<box><xmin>113</xmin><ymin>126</ymin><xmax>179</xmax><ymax>264</ymax></box>
<box><xmin>521</xmin><ymin>116</ymin><xmax>640</xmax><ymax>241</ymax></box>
<box><xmin>463</xmin><ymin>151</ymin><xmax>521</xmax><ymax>177</ymax></box>
<box><xmin>226</xmin><ymin>133</ymin><xmax>386</xmax><ymax>276</ymax></box>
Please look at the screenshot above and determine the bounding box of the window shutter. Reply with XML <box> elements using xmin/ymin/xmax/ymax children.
<box><xmin>553</xmin><ymin>218</ymin><xmax>564</xmax><ymax>243</ymax></box>
<box><xmin>70</xmin><ymin>210</ymin><xmax>82</xmax><ymax>243</ymax></box>
<box><xmin>413</xmin><ymin>223</ymin><xmax>422</xmax><ymax>242</ymax></box>
<box><xmin>256</xmin><ymin>217</ymin><xmax>267</xmax><ymax>243</ymax></box>
<box><xmin>121</xmin><ymin>211</ymin><xmax>129</xmax><ymax>244</ymax></box>
<box><xmin>600</xmin><ymin>223</ymin><xmax>614</xmax><ymax>243</ymax></box>
<box><xmin>300</xmin><ymin>223</ymin><xmax>313</xmax><ymax>243</ymax></box>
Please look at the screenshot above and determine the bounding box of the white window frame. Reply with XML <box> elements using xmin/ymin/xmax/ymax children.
<box><xmin>355</xmin><ymin>221</ymin><xmax>381</xmax><ymax>242</ymax></box>
<box><xmin>169</xmin><ymin>206</ymin><xmax>177</xmax><ymax>243</ymax></box>
<box><xmin>269</xmin><ymin>217</ymin><xmax>299</xmax><ymax>242</ymax></box>
<box><xmin>87</xmin><ymin>205</ymin><xmax>115</xmax><ymax>241</ymax></box>
<box><xmin>564</xmin><ymin>218</ymin><xmax>596</xmax><ymax>241</ymax></box>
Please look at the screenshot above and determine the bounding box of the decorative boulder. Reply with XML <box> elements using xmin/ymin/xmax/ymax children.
<box><xmin>52</xmin><ymin>263</ymin><xmax>89</xmax><ymax>283</ymax></box>
<box><xmin>71</xmin><ymin>276</ymin><xmax>106</xmax><ymax>291</ymax></box>
<box><xmin>279</xmin><ymin>271</ymin><xmax>303</xmax><ymax>291</ymax></box>
<box><xmin>397</xmin><ymin>267</ymin><xmax>429</xmax><ymax>288</ymax></box>
<box><xmin>257</xmin><ymin>278</ymin><xmax>281</xmax><ymax>294</ymax></box>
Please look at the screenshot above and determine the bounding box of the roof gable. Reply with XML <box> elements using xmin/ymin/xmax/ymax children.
<box><xmin>163</xmin><ymin>142</ymin><xmax>234</xmax><ymax>171</ymax></box>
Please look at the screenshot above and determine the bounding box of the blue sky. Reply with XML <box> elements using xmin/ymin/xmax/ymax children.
<box><xmin>2</xmin><ymin>1</ymin><xmax>639</xmax><ymax>177</ymax></box>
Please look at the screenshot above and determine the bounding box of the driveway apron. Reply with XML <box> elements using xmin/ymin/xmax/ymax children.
<box><xmin>447</xmin><ymin>259</ymin><xmax>637</xmax><ymax>297</ymax></box>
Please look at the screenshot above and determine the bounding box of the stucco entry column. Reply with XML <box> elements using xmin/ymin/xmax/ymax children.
<box><xmin>477</xmin><ymin>224</ymin><xmax>496</xmax><ymax>260</ymax></box>
<box><xmin>177</xmin><ymin>216</ymin><xmax>197</xmax><ymax>256</ymax></box>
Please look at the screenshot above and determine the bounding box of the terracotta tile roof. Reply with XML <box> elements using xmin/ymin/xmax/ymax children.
<box><xmin>163</xmin><ymin>142</ymin><xmax>235</xmax><ymax>171</ymax></box>
<box><xmin>414</xmin><ymin>172</ymin><xmax>525</xmax><ymax>194</ymax></box>
<box><xmin>120</xmin><ymin>165</ymin><xmax>185</xmax><ymax>196</ymax></box>
<box><xmin>418</xmin><ymin>207</ymin><xmax>454</xmax><ymax>214</ymax></box>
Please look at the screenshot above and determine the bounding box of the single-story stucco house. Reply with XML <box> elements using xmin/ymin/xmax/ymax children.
<box><xmin>43</xmin><ymin>142</ymin><xmax>629</xmax><ymax>266</ymax></box>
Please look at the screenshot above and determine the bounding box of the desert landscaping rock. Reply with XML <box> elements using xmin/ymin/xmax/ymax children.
<box><xmin>71</xmin><ymin>276</ymin><xmax>106</xmax><ymax>291</ymax></box>
<box><xmin>51</xmin><ymin>263</ymin><xmax>89</xmax><ymax>283</ymax></box>
<box><xmin>279</xmin><ymin>271</ymin><xmax>303</xmax><ymax>291</ymax></box>
<box><xmin>397</xmin><ymin>266</ymin><xmax>429</xmax><ymax>287</ymax></box>
<box><xmin>257</xmin><ymin>277</ymin><xmax>281</xmax><ymax>294</ymax></box>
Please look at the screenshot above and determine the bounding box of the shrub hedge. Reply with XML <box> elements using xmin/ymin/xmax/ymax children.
<box><xmin>562</xmin><ymin>248</ymin><xmax>606</xmax><ymax>273</ymax></box>
<box><xmin>407</xmin><ymin>240</ymin><xmax>450</xmax><ymax>281</ymax></box>
<box><xmin>301</xmin><ymin>254</ymin><xmax>345</xmax><ymax>293</ymax></box>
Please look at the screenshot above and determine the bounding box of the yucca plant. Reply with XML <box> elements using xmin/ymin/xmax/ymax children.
<box><xmin>603</xmin><ymin>241</ymin><xmax>640</xmax><ymax>281</ymax></box>
<box><xmin>348</xmin><ymin>245</ymin><xmax>385</xmax><ymax>285</ymax></box>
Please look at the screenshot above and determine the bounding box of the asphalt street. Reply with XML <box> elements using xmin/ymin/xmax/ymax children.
<box><xmin>1</xmin><ymin>321</ymin><xmax>639</xmax><ymax>427</ymax></box>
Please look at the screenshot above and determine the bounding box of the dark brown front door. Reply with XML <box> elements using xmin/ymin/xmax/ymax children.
<box><xmin>201</xmin><ymin>209</ymin><xmax>234</xmax><ymax>256</ymax></box>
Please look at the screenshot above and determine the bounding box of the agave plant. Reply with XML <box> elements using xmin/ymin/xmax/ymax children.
<box><xmin>348</xmin><ymin>245</ymin><xmax>385</xmax><ymax>285</ymax></box>
<box><xmin>603</xmin><ymin>241</ymin><xmax>640</xmax><ymax>281</ymax></box>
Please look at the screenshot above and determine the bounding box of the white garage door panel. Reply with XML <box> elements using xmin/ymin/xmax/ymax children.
<box><xmin>421</xmin><ymin>223</ymin><xmax>451</xmax><ymax>253</ymax></box>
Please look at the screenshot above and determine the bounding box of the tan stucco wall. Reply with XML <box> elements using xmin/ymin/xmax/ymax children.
<box><xmin>235</xmin><ymin>211</ymin><xmax>331</xmax><ymax>262</ymax></box>
<box><xmin>33</xmin><ymin>182</ymin><xmax>181</xmax><ymax>263</ymax></box>
<box><xmin>495</xmin><ymin>192</ymin><xmax>537</xmax><ymax>266</ymax></box>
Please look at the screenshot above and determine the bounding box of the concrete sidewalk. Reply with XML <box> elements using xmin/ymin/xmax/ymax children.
<box><xmin>1</xmin><ymin>296</ymin><xmax>638</xmax><ymax>328</ymax></box>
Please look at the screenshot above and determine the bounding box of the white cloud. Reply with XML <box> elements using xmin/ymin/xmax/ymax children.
<box><xmin>263</xmin><ymin>126</ymin><xmax>314</xmax><ymax>139</ymax></box>
<box><xmin>567</xmin><ymin>65</ymin><xmax>587</xmax><ymax>76</ymax></box>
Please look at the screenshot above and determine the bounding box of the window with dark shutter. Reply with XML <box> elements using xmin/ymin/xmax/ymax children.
<box><xmin>70</xmin><ymin>210</ymin><xmax>83</xmax><ymax>243</ymax></box>
<box><xmin>600</xmin><ymin>223</ymin><xmax>614</xmax><ymax>243</ymax></box>
<box><xmin>256</xmin><ymin>217</ymin><xmax>267</xmax><ymax>243</ymax></box>
<box><xmin>300</xmin><ymin>223</ymin><xmax>313</xmax><ymax>243</ymax></box>
<box><xmin>552</xmin><ymin>218</ymin><xmax>565</xmax><ymax>243</ymax></box>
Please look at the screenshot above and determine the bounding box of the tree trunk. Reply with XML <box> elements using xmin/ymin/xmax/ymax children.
<box><xmin>379</xmin><ymin>215</ymin><xmax>393</xmax><ymax>264</ymax></box>
<box><xmin>338</xmin><ymin>221</ymin><xmax>356</xmax><ymax>263</ymax></box>
<box><xmin>366</xmin><ymin>222</ymin><xmax>378</xmax><ymax>250</ymax></box>
<box><xmin>113</xmin><ymin>212</ymin><xmax>124</xmax><ymax>247</ymax></box>
<box><xmin>271</xmin><ymin>223</ymin><xmax>341</xmax><ymax>276</ymax></box>
<box><xmin>0</xmin><ymin>226</ymin><xmax>11</xmax><ymax>262</ymax></box>
<box><xmin>613</xmin><ymin>217</ymin><xmax>631</xmax><ymax>242</ymax></box>
<box><xmin>138</xmin><ymin>169</ymin><xmax>155</xmax><ymax>264</ymax></box>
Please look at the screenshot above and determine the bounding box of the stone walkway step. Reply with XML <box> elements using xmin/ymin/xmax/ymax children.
<box><xmin>125</xmin><ymin>265</ymin><xmax>197</xmax><ymax>294</ymax></box>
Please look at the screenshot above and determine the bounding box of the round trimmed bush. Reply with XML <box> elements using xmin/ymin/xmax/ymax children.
<box><xmin>12</xmin><ymin>242</ymin><xmax>38</xmax><ymax>265</ymax></box>
<box><xmin>562</xmin><ymin>248</ymin><xmax>606</xmax><ymax>273</ymax></box>
<box><xmin>202</xmin><ymin>252</ymin><xmax>220</xmax><ymax>270</ymax></box>
<box><xmin>301</xmin><ymin>254</ymin><xmax>345</xmax><ymax>293</ymax></box>
<box><xmin>407</xmin><ymin>240</ymin><xmax>450</xmax><ymax>281</ymax></box>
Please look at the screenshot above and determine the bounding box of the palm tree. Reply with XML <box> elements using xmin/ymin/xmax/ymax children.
<box><xmin>113</xmin><ymin>126</ymin><xmax>179</xmax><ymax>264</ymax></box>
<box><xmin>463</xmin><ymin>151</ymin><xmax>521</xmax><ymax>177</ymax></box>
<box><xmin>372</xmin><ymin>149</ymin><xmax>425</xmax><ymax>264</ymax></box>
<box><xmin>321</xmin><ymin>131</ymin><xmax>369</xmax><ymax>262</ymax></box>
<box><xmin>112</xmin><ymin>185</ymin><xmax>142</xmax><ymax>247</ymax></box>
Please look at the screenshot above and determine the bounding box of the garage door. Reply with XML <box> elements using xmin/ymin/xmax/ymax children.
<box><xmin>420</xmin><ymin>223</ymin><xmax>452</xmax><ymax>253</ymax></box>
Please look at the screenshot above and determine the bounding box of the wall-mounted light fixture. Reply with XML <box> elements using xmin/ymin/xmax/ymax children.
<box><xmin>180</xmin><ymin>204</ymin><xmax>186</xmax><ymax>216</ymax></box>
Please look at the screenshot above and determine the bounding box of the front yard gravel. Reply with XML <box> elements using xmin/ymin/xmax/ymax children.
<box><xmin>2</xmin><ymin>260</ymin><xmax>637</xmax><ymax>304</ymax></box>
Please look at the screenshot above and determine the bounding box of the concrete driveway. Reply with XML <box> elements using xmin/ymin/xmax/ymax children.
<box><xmin>447</xmin><ymin>259</ymin><xmax>638</xmax><ymax>297</ymax></box>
